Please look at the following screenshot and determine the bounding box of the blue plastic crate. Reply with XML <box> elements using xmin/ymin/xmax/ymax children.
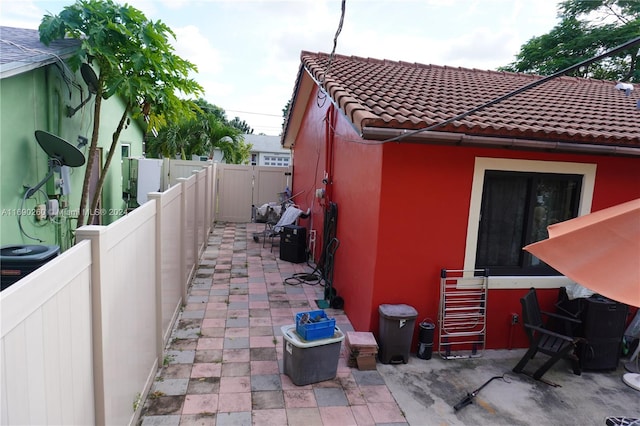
<box><xmin>295</xmin><ymin>310</ymin><xmax>336</xmax><ymax>341</ymax></box>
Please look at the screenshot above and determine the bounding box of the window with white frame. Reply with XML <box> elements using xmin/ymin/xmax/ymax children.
<box><xmin>475</xmin><ymin>170</ymin><xmax>582</xmax><ymax>275</ymax></box>
<box><xmin>263</xmin><ymin>155</ymin><xmax>290</xmax><ymax>167</ymax></box>
<box><xmin>464</xmin><ymin>158</ymin><xmax>596</xmax><ymax>286</ymax></box>
<box><xmin>121</xmin><ymin>143</ymin><xmax>131</xmax><ymax>165</ymax></box>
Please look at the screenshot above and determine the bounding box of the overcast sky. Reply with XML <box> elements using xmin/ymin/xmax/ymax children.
<box><xmin>1</xmin><ymin>0</ymin><xmax>562</xmax><ymax>135</ymax></box>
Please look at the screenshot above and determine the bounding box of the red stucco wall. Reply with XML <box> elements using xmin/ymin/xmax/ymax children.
<box><xmin>290</xmin><ymin>86</ymin><xmax>383</xmax><ymax>331</ymax></box>
<box><xmin>290</xmin><ymin>84</ymin><xmax>640</xmax><ymax>351</ymax></box>
<box><xmin>372</xmin><ymin>142</ymin><xmax>640</xmax><ymax>349</ymax></box>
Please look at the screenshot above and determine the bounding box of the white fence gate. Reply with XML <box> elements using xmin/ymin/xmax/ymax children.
<box><xmin>216</xmin><ymin>164</ymin><xmax>291</xmax><ymax>222</ymax></box>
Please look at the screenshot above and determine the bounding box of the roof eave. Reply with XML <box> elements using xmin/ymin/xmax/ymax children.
<box><xmin>361</xmin><ymin>127</ymin><xmax>640</xmax><ymax>157</ymax></box>
<box><xmin>282</xmin><ymin>65</ymin><xmax>317</xmax><ymax>149</ymax></box>
<box><xmin>0</xmin><ymin>46</ymin><xmax>77</xmax><ymax>80</ymax></box>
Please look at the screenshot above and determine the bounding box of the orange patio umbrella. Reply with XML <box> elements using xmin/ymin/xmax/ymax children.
<box><xmin>524</xmin><ymin>198</ymin><xmax>640</xmax><ymax>391</ymax></box>
<box><xmin>523</xmin><ymin>198</ymin><xmax>640</xmax><ymax>308</ymax></box>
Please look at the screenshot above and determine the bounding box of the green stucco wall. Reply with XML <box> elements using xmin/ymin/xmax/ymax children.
<box><xmin>0</xmin><ymin>61</ymin><xmax>144</xmax><ymax>251</ymax></box>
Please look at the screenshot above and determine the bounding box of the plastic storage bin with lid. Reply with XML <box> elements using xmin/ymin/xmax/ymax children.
<box><xmin>281</xmin><ymin>324</ymin><xmax>344</xmax><ymax>385</ymax></box>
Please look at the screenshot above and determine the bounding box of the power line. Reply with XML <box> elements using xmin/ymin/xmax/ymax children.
<box><xmin>317</xmin><ymin>0</ymin><xmax>346</xmax><ymax>108</ymax></box>
<box><xmin>322</xmin><ymin>0</ymin><xmax>346</xmax><ymax>86</ymax></box>
<box><xmin>226</xmin><ymin>109</ymin><xmax>282</xmax><ymax>118</ymax></box>
<box><xmin>382</xmin><ymin>35</ymin><xmax>640</xmax><ymax>143</ymax></box>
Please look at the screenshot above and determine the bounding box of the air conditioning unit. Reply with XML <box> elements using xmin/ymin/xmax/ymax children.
<box><xmin>122</xmin><ymin>158</ymin><xmax>163</xmax><ymax>208</ymax></box>
<box><xmin>1</xmin><ymin>245</ymin><xmax>60</xmax><ymax>290</ymax></box>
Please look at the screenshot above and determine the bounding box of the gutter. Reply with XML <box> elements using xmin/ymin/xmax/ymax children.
<box><xmin>361</xmin><ymin>127</ymin><xmax>640</xmax><ymax>157</ymax></box>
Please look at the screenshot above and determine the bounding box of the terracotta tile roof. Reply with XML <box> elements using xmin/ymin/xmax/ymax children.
<box><xmin>296</xmin><ymin>51</ymin><xmax>640</xmax><ymax>147</ymax></box>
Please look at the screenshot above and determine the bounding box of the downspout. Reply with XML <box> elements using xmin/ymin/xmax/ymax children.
<box><xmin>361</xmin><ymin>127</ymin><xmax>640</xmax><ymax>157</ymax></box>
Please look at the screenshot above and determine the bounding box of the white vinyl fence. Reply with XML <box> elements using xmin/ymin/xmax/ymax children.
<box><xmin>162</xmin><ymin>158</ymin><xmax>211</xmax><ymax>190</ymax></box>
<box><xmin>0</xmin><ymin>164</ymin><xmax>217</xmax><ymax>426</ymax></box>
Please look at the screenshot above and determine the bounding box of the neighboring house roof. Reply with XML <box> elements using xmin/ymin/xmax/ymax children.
<box><xmin>284</xmin><ymin>51</ymin><xmax>640</xmax><ymax>152</ymax></box>
<box><xmin>0</xmin><ymin>26</ymin><xmax>80</xmax><ymax>79</ymax></box>
<box><xmin>243</xmin><ymin>134</ymin><xmax>289</xmax><ymax>154</ymax></box>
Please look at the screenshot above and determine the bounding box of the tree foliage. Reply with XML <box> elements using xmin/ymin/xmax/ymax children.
<box><xmin>39</xmin><ymin>0</ymin><xmax>203</xmax><ymax>226</ymax></box>
<box><xmin>195</xmin><ymin>99</ymin><xmax>228</xmax><ymax>123</ymax></box>
<box><xmin>282</xmin><ymin>99</ymin><xmax>291</xmax><ymax>130</ymax></box>
<box><xmin>499</xmin><ymin>0</ymin><xmax>640</xmax><ymax>82</ymax></box>
<box><xmin>146</xmin><ymin>99</ymin><xmax>252</xmax><ymax>164</ymax></box>
<box><xmin>228</xmin><ymin>117</ymin><xmax>254</xmax><ymax>134</ymax></box>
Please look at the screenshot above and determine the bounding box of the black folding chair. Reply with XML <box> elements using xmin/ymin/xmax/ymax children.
<box><xmin>513</xmin><ymin>288</ymin><xmax>585</xmax><ymax>383</ymax></box>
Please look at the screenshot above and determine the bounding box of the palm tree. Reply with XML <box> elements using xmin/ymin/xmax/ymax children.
<box><xmin>204</xmin><ymin>116</ymin><xmax>250</xmax><ymax>164</ymax></box>
<box><xmin>148</xmin><ymin>107</ymin><xmax>251</xmax><ymax>163</ymax></box>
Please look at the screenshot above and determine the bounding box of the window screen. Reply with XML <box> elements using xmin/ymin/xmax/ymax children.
<box><xmin>475</xmin><ymin>170</ymin><xmax>582</xmax><ymax>275</ymax></box>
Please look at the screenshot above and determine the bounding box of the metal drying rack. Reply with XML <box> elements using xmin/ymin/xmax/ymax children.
<box><xmin>438</xmin><ymin>269</ymin><xmax>488</xmax><ymax>359</ymax></box>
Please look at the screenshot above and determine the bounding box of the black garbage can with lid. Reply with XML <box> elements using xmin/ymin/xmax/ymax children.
<box><xmin>417</xmin><ymin>321</ymin><xmax>435</xmax><ymax>360</ymax></box>
<box><xmin>378</xmin><ymin>304</ymin><xmax>418</xmax><ymax>364</ymax></box>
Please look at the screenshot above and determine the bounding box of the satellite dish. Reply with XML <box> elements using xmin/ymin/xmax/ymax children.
<box><xmin>81</xmin><ymin>63</ymin><xmax>99</xmax><ymax>95</ymax></box>
<box><xmin>35</xmin><ymin>130</ymin><xmax>85</xmax><ymax>167</ymax></box>
<box><xmin>25</xmin><ymin>131</ymin><xmax>86</xmax><ymax>198</ymax></box>
<box><xmin>67</xmin><ymin>63</ymin><xmax>99</xmax><ymax>117</ymax></box>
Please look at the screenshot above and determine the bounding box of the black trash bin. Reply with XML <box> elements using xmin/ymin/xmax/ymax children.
<box><xmin>1</xmin><ymin>245</ymin><xmax>60</xmax><ymax>290</ymax></box>
<box><xmin>280</xmin><ymin>225</ymin><xmax>307</xmax><ymax>263</ymax></box>
<box><xmin>417</xmin><ymin>320</ymin><xmax>435</xmax><ymax>360</ymax></box>
<box><xmin>378</xmin><ymin>304</ymin><xmax>418</xmax><ymax>364</ymax></box>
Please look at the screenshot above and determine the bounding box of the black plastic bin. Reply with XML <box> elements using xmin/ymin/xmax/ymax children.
<box><xmin>378</xmin><ymin>304</ymin><xmax>418</xmax><ymax>364</ymax></box>
<box><xmin>1</xmin><ymin>245</ymin><xmax>60</xmax><ymax>290</ymax></box>
<box><xmin>417</xmin><ymin>321</ymin><xmax>435</xmax><ymax>360</ymax></box>
<box><xmin>280</xmin><ymin>225</ymin><xmax>306</xmax><ymax>263</ymax></box>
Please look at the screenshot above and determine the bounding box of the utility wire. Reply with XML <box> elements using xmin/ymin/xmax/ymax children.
<box><xmin>226</xmin><ymin>110</ymin><xmax>282</xmax><ymax>118</ymax></box>
<box><xmin>0</xmin><ymin>39</ymin><xmax>82</xmax><ymax>95</ymax></box>
<box><xmin>317</xmin><ymin>0</ymin><xmax>346</xmax><ymax>108</ymax></box>
<box><xmin>320</xmin><ymin>0</ymin><xmax>346</xmax><ymax>87</ymax></box>
<box><xmin>18</xmin><ymin>189</ymin><xmax>47</xmax><ymax>243</ymax></box>
<box><xmin>381</xmin><ymin>36</ymin><xmax>640</xmax><ymax>144</ymax></box>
